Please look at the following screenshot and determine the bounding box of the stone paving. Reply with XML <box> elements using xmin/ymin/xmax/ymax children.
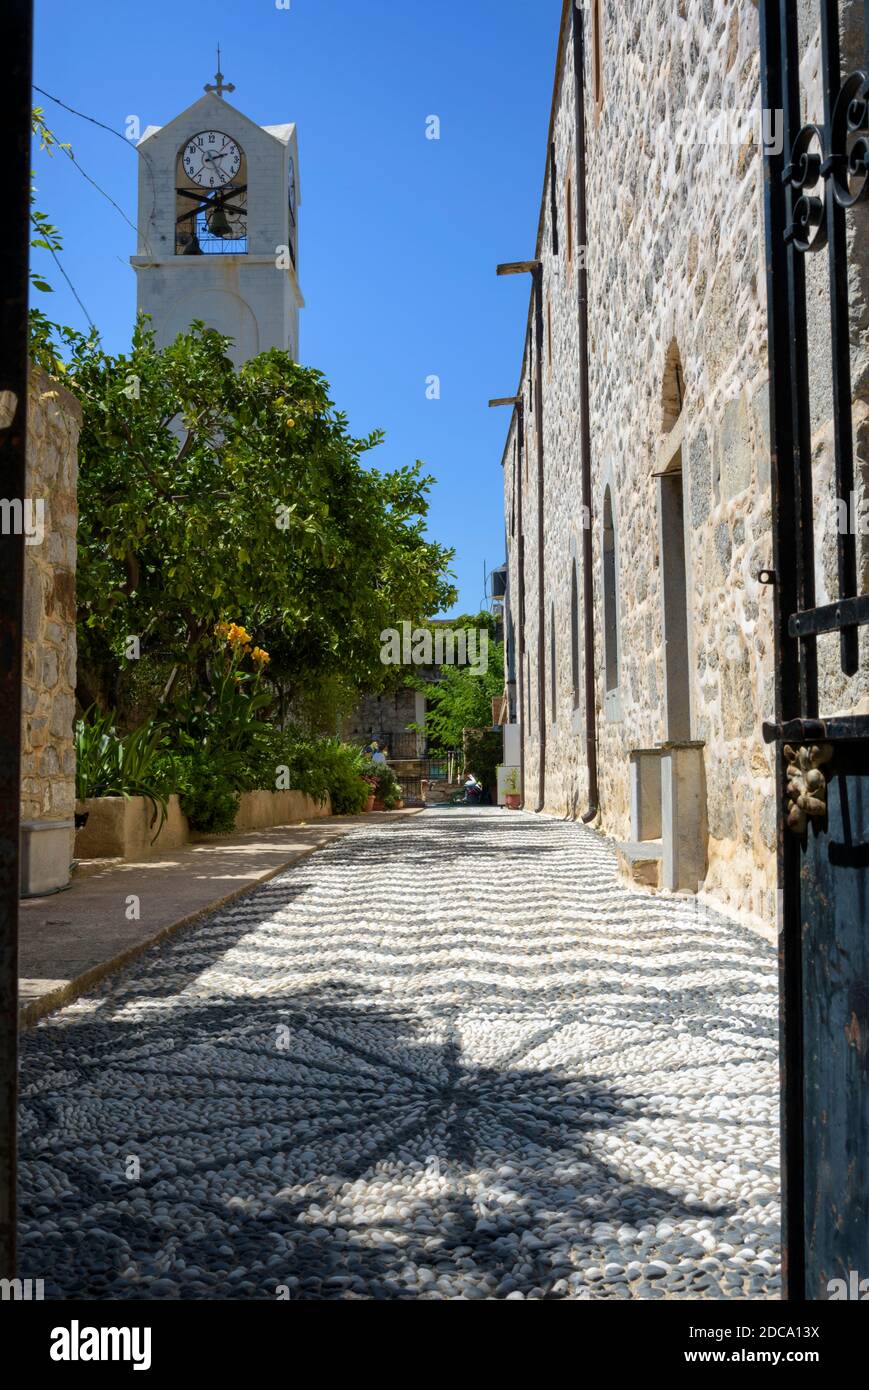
<box><xmin>19</xmin><ymin>808</ymin><xmax>781</xmax><ymax>1300</ymax></box>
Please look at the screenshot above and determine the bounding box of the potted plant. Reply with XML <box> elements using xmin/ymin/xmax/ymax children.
<box><xmin>503</xmin><ymin>767</ymin><xmax>521</xmax><ymax>810</ymax></box>
<box><xmin>361</xmin><ymin>771</ymin><xmax>378</xmax><ymax>812</ymax></box>
<box><xmin>374</xmin><ymin>766</ymin><xmax>401</xmax><ymax>811</ymax></box>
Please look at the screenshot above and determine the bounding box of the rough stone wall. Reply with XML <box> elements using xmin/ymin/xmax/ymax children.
<box><xmin>503</xmin><ymin>0</ymin><xmax>869</xmax><ymax>931</ymax></box>
<box><xmin>343</xmin><ymin>684</ymin><xmax>426</xmax><ymax>751</ymax></box>
<box><xmin>21</xmin><ymin>368</ymin><xmax>81</xmax><ymax>825</ymax></box>
<box><xmin>581</xmin><ymin>0</ymin><xmax>777</xmax><ymax>926</ymax></box>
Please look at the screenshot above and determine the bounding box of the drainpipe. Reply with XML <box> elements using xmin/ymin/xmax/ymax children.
<box><xmin>572</xmin><ymin>2</ymin><xmax>599</xmax><ymax>825</ymax></box>
<box><xmin>488</xmin><ymin>394</ymin><xmax>526</xmax><ymax>806</ymax></box>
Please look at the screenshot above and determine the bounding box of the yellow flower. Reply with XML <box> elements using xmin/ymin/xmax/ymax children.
<box><xmin>227</xmin><ymin>623</ymin><xmax>252</xmax><ymax>648</ymax></box>
<box><xmin>215</xmin><ymin>622</ymin><xmax>231</xmax><ymax>640</ymax></box>
<box><xmin>251</xmin><ymin>646</ymin><xmax>270</xmax><ymax>666</ymax></box>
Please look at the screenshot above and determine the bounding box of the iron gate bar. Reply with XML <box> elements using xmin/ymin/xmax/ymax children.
<box><xmin>820</xmin><ymin>0</ymin><xmax>861</xmax><ymax>675</ymax></box>
<box><xmin>0</xmin><ymin>0</ymin><xmax>33</xmax><ymax>1280</ymax></box>
<box><xmin>789</xmin><ymin>592</ymin><xmax>869</xmax><ymax>637</ymax></box>
<box><xmin>781</xmin><ymin>1</ymin><xmax>820</xmax><ymax>721</ymax></box>
<box><xmin>759</xmin><ymin>0</ymin><xmax>807</xmax><ymax>1303</ymax></box>
<box><xmin>763</xmin><ymin>715</ymin><xmax>869</xmax><ymax>744</ymax></box>
<box><xmin>760</xmin><ymin>0</ymin><xmax>869</xmax><ymax>1300</ymax></box>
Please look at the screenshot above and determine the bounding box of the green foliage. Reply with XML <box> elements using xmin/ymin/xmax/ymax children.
<box><xmin>74</xmin><ymin>707</ymin><xmax>171</xmax><ymax>836</ymax></box>
<box><xmin>161</xmin><ymin>626</ymin><xmax>274</xmax><ymax>831</ymax></box>
<box><xmin>177</xmin><ymin>758</ymin><xmax>241</xmax><ymax>835</ymax></box>
<box><xmin>282</xmin><ymin>737</ymin><xmax>369</xmax><ymax>815</ymax></box>
<box><xmin>372</xmin><ymin>764</ymin><xmax>402</xmax><ymax>809</ymax></box>
<box><xmin>28</xmin><ymin>316</ymin><xmax>455</xmax><ymax>719</ymax></box>
<box><xmin>415</xmin><ymin>623</ymin><xmax>505</xmax><ymax>753</ymax></box>
<box><xmin>29</xmin><ymin>108</ymin><xmax>70</xmax><ymax>298</ymax></box>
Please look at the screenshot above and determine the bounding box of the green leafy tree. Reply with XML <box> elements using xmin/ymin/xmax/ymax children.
<box><xmin>414</xmin><ymin>612</ymin><xmax>504</xmax><ymax>752</ymax></box>
<box><xmin>30</xmin><ymin>316</ymin><xmax>456</xmax><ymax>718</ymax></box>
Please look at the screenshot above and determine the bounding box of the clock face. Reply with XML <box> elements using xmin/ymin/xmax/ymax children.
<box><xmin>288</xmin><ymin>156</ymin><xmax>297</xmax><ymax>216</ymax></box>
<box><xmin>181</xmin><ymin>131</ymin><xmax>242</xmax><ymax>188</ymax></box>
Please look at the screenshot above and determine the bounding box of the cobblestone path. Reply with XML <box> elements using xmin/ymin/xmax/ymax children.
<box><xmin>19</xmin><ymin>808</ymin><xmax>781</xmax><ymax>1300</ymax></box>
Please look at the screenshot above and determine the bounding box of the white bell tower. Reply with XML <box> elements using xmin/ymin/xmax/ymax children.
<box><xmin>131</xmin><ymin>56</ymin><xmax>303</xmax><ymax>365</ymax></box>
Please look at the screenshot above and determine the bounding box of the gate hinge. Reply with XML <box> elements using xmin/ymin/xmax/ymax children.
<box><xmin>784</xmin><ymin>742</ymin><xmax>833</xmax><ymax>835</ymax></box>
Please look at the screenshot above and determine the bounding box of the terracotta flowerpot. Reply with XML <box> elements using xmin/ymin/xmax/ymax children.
<box><xmin>505</xmin><ymin>794</ymin><xmax>521</xmax><ymax>810</ymax></box>
<box><xmin>365</xmin><ymin>794</ymin><xmax>376</xmax><ymax>813</ymax></box>
<box><xmin>373</xmin><ymin>799</ymin><xmax>385</xmax><ymax>812</ymax></box>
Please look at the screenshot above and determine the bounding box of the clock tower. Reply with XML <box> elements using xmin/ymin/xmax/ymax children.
<box><xmin>131</xmin><ymin>59</ymin><xmax>303</xmax><ymax>365</ymax></box>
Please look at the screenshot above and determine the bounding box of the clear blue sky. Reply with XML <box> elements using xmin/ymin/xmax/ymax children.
<box><xmin>31</xmin><ymin>0</ymin><xmax>562</xmax><ymax>616</ymax></box>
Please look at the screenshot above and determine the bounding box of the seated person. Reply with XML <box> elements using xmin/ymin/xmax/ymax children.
<box><xmin>463</xmin><ymin>771</ymin><xmax>482</xmax><ymax>803</ymax></box>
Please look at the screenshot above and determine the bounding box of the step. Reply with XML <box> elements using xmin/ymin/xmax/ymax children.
<box><xmin>616</xmin><ymin>840</ymin><xmax>663</xmax><ymax>890</ymax></box>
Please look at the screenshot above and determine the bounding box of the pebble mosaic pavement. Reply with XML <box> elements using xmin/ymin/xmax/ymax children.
<box><xmin>19</xmin><ymin>807</ymin><xmax>781</xmax><ymax>1300</ymax></box>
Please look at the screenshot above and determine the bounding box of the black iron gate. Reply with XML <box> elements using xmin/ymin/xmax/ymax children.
<box><xmin>759</xmin><ymin>0</ymin><xmax>869</xmax><ymax>1299</ymax></box>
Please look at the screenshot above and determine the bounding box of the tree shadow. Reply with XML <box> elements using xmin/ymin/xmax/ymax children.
<box><xmin>19</xmin><ymin>971</ymin><xmax>774</xmax><ymax>1300</ymax></box>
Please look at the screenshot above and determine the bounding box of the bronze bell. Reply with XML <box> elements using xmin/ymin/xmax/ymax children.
<box><xmin>207</xmin><ymin>202</ymin><xmax>233</xmax><ymax>238</ymax></box>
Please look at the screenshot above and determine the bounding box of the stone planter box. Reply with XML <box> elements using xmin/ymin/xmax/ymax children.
<box><xmin>20</xmin><ymin>818</ymin><xmax>75</xmax><ymax>897</ymax></box>
<box><xmin>74</xmin><ymin>789</ymin><xmax>332</xmax><ymax>861</ymax></box>
<box><xmin>74</xmin><ymin>794</ymin><xmax>190</xmax><ymax>861</ymax></box>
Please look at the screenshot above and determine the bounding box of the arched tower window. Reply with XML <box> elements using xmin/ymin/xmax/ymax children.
<box><xmin>603</xmin><ymin>485</ymin><xmax>619</xmax><ymax>694</ymax></box>
<box><xmin>176</xmin><ymin>130</ymin><xmax>248</xmax><ymax>255</ymax></box>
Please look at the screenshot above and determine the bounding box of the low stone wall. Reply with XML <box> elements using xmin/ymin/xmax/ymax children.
<box><xmin>232</xmin><ymin>790</ymin><xmax>330</xmax><ymax>833</ymax></box>
<box><xmin>75</xmin><ymin>790</ymin><xmax>332</xmax><ymax>861</ymax></box>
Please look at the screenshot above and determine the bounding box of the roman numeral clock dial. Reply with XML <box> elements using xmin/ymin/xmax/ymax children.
<box><xmin>182</xmin><ymin>131</ymin><xmax>241</xmax><ymax>188</ymax></box>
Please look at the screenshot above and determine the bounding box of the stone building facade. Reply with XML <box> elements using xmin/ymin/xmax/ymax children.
<box><xmin>500</xmin><ymin>0</ymin><xmax>868</xmax><ymax>931</ymax></box>
<box><xmin>20</xmin><ymin>368</ymin><xmax>81</xmax><ymax>894</ymax></box>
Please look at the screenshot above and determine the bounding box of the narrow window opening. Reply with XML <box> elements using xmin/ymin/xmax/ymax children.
<box><xmin>549</xmin><ymin>142</ymin><xmax>559</xmax><ymax>255</ymax></box>
<box><xmin>570</xmin><ymin>560</ymin><xmax>580</xmax><ymax>709</ymax></box>
<box><xmin>603</xmin><ymin>486</ymin><xmax>619</xmax><ymax>694</ymax></box>
<box><xmin>547</xmin><ymin>297</ymin><xmax>553</xmax><ymax>370</ymax></box>
<box><xmin>550</xmin><ymin>605</ymin><xmax>557</xmax><ymax>725</ymax></box>
<box><xmin>592</xmin><ymin>0</ymin><xmax>604</xmax><ymax>111</ymax></box>
<box><xmin>662</xmin><ymin>339</ymin><xmax>685</xmax><ymax>433</ymax></box>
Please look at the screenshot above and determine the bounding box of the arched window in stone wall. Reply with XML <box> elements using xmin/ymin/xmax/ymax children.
<box><xmin>603</xmin><ymin>485</ymin><xmax>620</xmax><ymax>694</ymax></box>
<box><xmin>570</xmin><ymin>559</ymin><xmax>580</xmax><ymax>710</ymax></box>
<box><xmin>661</xmin><ymin>338</ymin><xmax>685</xmax><ymax>433</ymax></box>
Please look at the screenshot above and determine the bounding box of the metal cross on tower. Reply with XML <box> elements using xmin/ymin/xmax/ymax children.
<box><xmin>204</xmin><ymin>46</ymin><xmax>235</xmax><ymax>98</ymax></box>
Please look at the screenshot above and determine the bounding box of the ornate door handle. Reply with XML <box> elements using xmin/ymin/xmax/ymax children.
<box><xmin>783</xmin><ymin>743</ymin><xmax>834</xmax><ymax>835</ymax></box>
